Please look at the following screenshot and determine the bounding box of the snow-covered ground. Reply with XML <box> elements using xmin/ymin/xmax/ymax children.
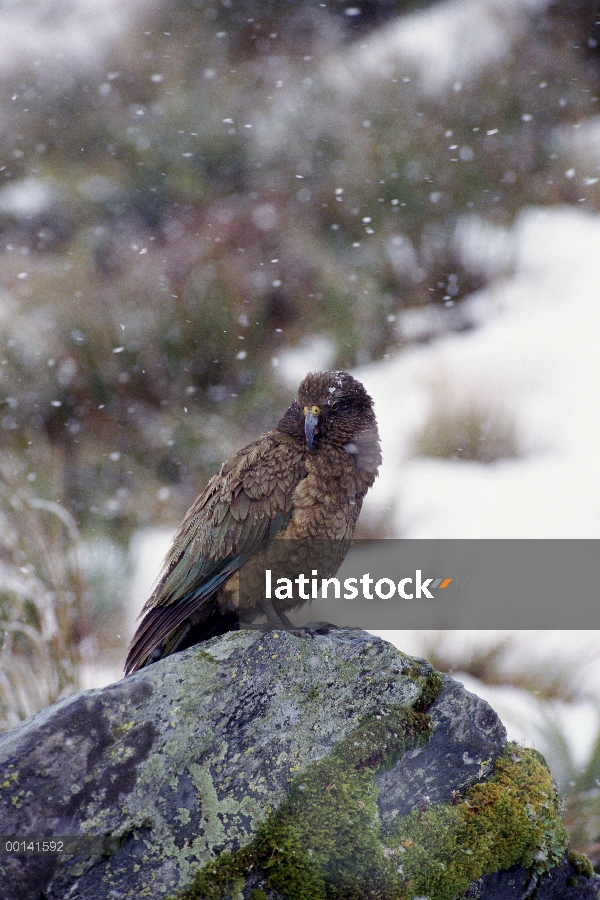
<box><xmin>0</xmin><ymin>0</ymin><xmax>149</xmax><ymax>83</ymax></box>
<box><xmin>294</xmin><ymin>205</ymin><xmax>600</xmax><ymax>771</ymax></box>
<box><xmin>338</xmin><ymin>0</ymin><xmax>549</xmax><ymax>96</ymax></box>
<box><xmin>359</xmin><ymin>204</ymin><xmax>600</xmax><ymax>771</ymax></box>
<box><xmin>359</xmin><ymin>205</ymin><xmax>600</xmax><ymax>538</ymax></box>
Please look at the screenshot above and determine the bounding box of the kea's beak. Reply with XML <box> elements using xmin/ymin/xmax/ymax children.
<box><xmin>304</xmin><ymin>410</ymin><xmax>319</xmax><ymax>452</ymax></box>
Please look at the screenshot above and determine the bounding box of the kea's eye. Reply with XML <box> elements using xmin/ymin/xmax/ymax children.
<box><xmin>331</xmin><ymin>399</ymin><xmax>340</xmax><ymax>410</ymax></box>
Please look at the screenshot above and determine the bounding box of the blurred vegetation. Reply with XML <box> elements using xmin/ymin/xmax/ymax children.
<box><xmin>0</xmin><ymin>459</ymin><xmax>89</xmax><ymax>731</ymax></box>
<box><xmin>1</xmin><ymin>0</ymin><xmax>599</xmax><ymax>539</ymax></box>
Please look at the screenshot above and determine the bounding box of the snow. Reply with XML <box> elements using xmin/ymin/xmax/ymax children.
<box><xmin>555</xmin><ymin>116</ymin><xmax>600</xmax><ymax>177</ymax></box>
<box><xmin>278</xmin><ymin>335</ymin><xmax>337</xmax><ymax>388</ymax></box>
<box><xmin>363</xmin><ymin>205</ymin><xmax>600</xmax><ymax>763</ymax></box>
<box><xmin>0</xmin><ymin>0</ymin><xmax>150</xmax><ymax>83</ymax></box>
<box><xmin>0</xmin><ymin>178</ymin><xmax>59</xmax><ymax>219</ymax></box>
<box><xmin>125</xmin><ymin>208</ymin><xmax>600</xmax><ymax>764</ymax></box>
<box><xmin>330</xmin><ymin>0</ymin><xmax>550</xmax><ymax>96</ymax></box>
<box><xmin>359</xmin><ymin>206</ymin><xmax>600</xmax><ymax>538</ymax></box>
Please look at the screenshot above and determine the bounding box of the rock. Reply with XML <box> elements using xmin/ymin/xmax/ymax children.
<box><xmin>0</xmin><ymin>627</ymin><xmax>597</xmax><ymax>900</ymax></box>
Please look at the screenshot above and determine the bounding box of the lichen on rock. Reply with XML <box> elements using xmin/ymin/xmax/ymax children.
<box><xmin>177</xmin><ymin>733</ymin><xmax>571</xmax><ymax>900</ymax></box>
<box><xmin>180</xmin><ymin>701</ymin><xmax>436</xmax><ymax>900</ymax></box>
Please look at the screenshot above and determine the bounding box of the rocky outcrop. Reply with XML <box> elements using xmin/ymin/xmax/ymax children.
<box><xmin>0</xmin><ymin>626</ymin><xmax>597</xmax><ymax>900</ymax></box>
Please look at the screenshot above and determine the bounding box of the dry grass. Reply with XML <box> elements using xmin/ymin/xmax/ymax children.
<box><xmin>0</xmin><ymin>459</ymin><xmax>89</xmax><ymax>731</ymax></box>
<box><xmin>420</xmin><ymin>631</ymin><xmax>600</xmax><ymax>704</ymax></box>
<box><xmin>411</xmin><ymin>381</ymin><xmax>524</xmax><ymax>464</ymax></box>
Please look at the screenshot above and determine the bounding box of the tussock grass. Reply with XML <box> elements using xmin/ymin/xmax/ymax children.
<box><xmin>411</xmin><ymin>385</ymin><xmax>523</xmax><ymax>464</ymax></box>
<box><xmin>0</xmin><ymin>459</ymin><xmax>88</xmax><ymax>731</ymax></box>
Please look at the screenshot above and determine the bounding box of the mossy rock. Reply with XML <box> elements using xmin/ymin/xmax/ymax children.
<box><xmin>177</xmin><ymin>738</ymin><xmax>580</xmax><ymax>900</ymax></box>
<box><xmin>0</xmin><ymin>628</ymin><xmax>596</xmax><ymax>900</ymax></box>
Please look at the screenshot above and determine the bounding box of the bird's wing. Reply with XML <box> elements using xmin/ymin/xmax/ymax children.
<box><xmin>124</xmin><ymin>431</ymin><xmax>304</xmax><ymax>673</ymax></box>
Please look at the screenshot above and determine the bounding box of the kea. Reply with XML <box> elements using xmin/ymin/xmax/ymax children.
<box><xmin>124</xmin><ymin>371</ymin><xmax>381</xmax><ymax>674</ymax></box>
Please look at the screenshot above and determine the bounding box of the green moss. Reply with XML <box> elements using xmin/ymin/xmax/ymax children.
<box><xmin>414</xmin><ymin>670</ymin><xmax>444</xmax><ymax>711</ymax></box>
<box><xmin>568</xmin><ymin>850</ymin><xmax>594</xmax><ymax>879</ymax></box>
<box><xmin>384</xmin><ymin>743</ymin><xmax>569</xmax><ymax>900</ymax></box>
<box><xmin>175</xmin><ymin>703</ymin><xmax>435</xmax><ymax>900</ymax></box>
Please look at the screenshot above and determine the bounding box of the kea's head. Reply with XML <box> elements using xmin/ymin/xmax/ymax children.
<box><xmin>280</xmin><ymin>371</ymin><xmax>380</xmax><ymax>462</ymax></box>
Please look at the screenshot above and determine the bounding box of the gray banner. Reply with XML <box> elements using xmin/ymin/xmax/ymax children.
<box><xmin>239</xmin><ymin>540</ymin><xmax>600</xmax><ymax>629</ymax></box>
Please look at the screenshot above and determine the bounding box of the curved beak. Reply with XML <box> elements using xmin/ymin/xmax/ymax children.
<box><xmin>304</xmin><ymin>411</ymin><xmax>319</xmax><ymax>451</ymax></box>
